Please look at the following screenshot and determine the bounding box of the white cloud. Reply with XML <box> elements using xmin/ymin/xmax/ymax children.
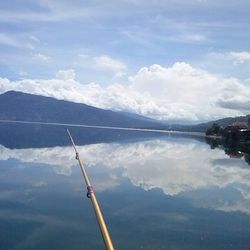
<box><xmin>19</xmin><ymin>71</ymin><xmax>28</xmax><ymax>77</ymax></box>
<box><xmin>182</xmin><ymin>33</ymin><xmax>208</xmax><ymax>43</ymax></box>
<box><xmin>208</xmin><ymin>51</ymin><xmax>250</xmax><ymax>64</ymax></box>
<box><xmin>29</xmin><ymin>35</ymin><xmax>41</xmax><ymax>43</ymax></box>
<box><xmin>0</xmin><ymin>33</ymin><xmax>38</xmax><ymax>50</ymax></box>
<box><xmin>168</xmin><ymin>33</ymin><xmax>209</xmax><ymax>44</ymax></box>
<box><xmin>0</xmin><ymin>77</ymin><xmax>11</xmax><ymax>93</ymax></box>
<box><xmin>227</xmin><ymin>51</ymin><xmax>250</xmax><ymax>64</ymax></box>
<box><xmin>94</xmin><ymin>55</ymin><xmax>127</xmax><ymax>74</ymax></box>
<box><xmin>56</xmin><ymin>69</ymin><xmax>76</xmax><ymax>81</ymax></box>
<box><xmin>128</xmin><ymin>63</ymin><xmax>250</xmax><ymax>119</ymax></box>
<box><xmin>33</xmin><ymin>53</ymin><xmax>50</xmax><ymax>61</ymax></box>
<box><xmin>0</xmin><ymin>63</ymin><xmax>249</xmax><ymax>121</ymax></box>
<box><xmin>77</xmin><ymin>54</ymin><xmax>127</xmax><ymax>78</ymax></box>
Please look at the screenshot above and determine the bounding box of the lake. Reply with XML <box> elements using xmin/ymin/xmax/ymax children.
<box><xmin>0</xmin><ymin>122</ymin><xmax>250</xmax><ymax>250</ymax></box>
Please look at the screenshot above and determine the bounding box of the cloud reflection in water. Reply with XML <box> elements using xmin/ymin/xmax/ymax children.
<box><xmin>1</xmin><ymin>138</ymin><xmax>250</xmax><ymax>214</ymax></box>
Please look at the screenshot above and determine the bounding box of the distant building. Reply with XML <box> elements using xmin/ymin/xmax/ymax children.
<box><xmin>223</xmin><ymin>122</ymin><xmax>250</xmax><ymax>143</ymax></box>
<box><xmin>231</xmin><ymin>122</ymin><xmax>249</xmax><ymax>129</ymax></box>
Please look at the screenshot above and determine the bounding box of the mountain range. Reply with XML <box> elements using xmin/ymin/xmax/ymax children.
<box><xmin>0</xmin><ymin>91</ymin><xmax>164</xmax><ymax>129</ymax></box>
<box><xmin>0</xmin><ymin>91</ymin><xmax>249</xmax><ymax>132</ymax></box>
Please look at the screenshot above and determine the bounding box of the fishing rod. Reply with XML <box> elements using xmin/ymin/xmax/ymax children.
<box><xmin>66</xmin><ymin>128</ymin><xmax>115</xmax><ymax>250</ymax></box>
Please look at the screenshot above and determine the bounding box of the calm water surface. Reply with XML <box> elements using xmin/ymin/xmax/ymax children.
<box><xmin>0</xmin><ymin>123</ymin><xmax>250</xmax><ymax>250</ymax></box>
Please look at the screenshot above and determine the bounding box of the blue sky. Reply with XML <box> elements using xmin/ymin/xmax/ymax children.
<box><xmin>0</xmin><ymin>0</ymin><xmax>250</xmax><ymax>122</ymax></box>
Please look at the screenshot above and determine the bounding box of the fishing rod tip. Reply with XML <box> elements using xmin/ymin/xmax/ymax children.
<box><xmin>65</xmin><ymin>128</ymin><xmax>71</xmax><ymax>135</ymax></box>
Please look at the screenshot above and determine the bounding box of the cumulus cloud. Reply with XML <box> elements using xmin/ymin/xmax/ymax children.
<box><xmin>227</xmin><ymin>51</ymin><xmax>250</xmax><ymax>64</ymax></box>
<box><xmin>209</xmin><ymin>51</ymin><xmax>250</xmax><ymax>64</ymax></box>
<box><xmin>0</xmin><ymin>62</ymin><xmax>249</xmax><ymax>121</ymax></box>
<box><xmin>94</xmin><ymin>55</ymin><xmax>126</xmax><ymax>73</ymax></box>
<box><xmin>56</xmin><ymin>69</ymin><xmax>76</xmax><ymax>80</ymax></box>
<box><xmin>128</xmin><ymin>63</ymin><xmax>250</xmax><ymax>119</ymax></box>
<box><xmin>77</xmin><ymin>54</ymin><xmax>127</xmax><ymax>78</ymax></box>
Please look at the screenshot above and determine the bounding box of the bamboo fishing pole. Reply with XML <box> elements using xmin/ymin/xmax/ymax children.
<box><xmin>66</xmin><ymin>128</ymin><xmax>115</xmax><ymax>250</ymax></box>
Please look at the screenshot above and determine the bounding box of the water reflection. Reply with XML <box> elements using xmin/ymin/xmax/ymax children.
<box><xmin>206</xmin><ymin>137</ymin><xmax>250</xmax><ymax>166</ymax></box>
<box><xmin>0</xmin><ymin>121</ymin><xmax>169</xmax><ymax>149</ymax></box>
<box><xmin>1</xmin><ymin>122</ymin><xmax>250</xmax><ymax>249</ymax></box>
<box><xmin>1</xmin><ymin>137</ymin><xmax>250</xmax><ymax>215</ymax></box>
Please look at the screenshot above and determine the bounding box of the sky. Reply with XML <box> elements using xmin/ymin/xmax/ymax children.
<box><xmin>0</xmin><ymin>0</ymin><xmax>250</xmax><ymax>122</ymax></box>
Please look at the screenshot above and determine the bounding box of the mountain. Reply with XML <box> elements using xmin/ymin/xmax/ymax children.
<box><xmin>151</xmin><ymin>115</ymin><xmax>250</xmax><ymax>133</ymax></box>
<box><xmin>1</xmin><ymin>91</ymin><xmax>248</xmax><ymax>134</ymax></box>
<box><xmin>199</xmin><ymin>115</ymin><xmax>250</xmax><ymax>128</ymax></box>
<box><xmin>117</xmin><ymin>111</ymin><xmax>159</xmax><ymax>122</ymax></box>
<box><xmin>0</xmin><ymin>91</ymin><xmax>164</xmax><ymax>128</ymax></box>
<box><xmin>188</xmin><ymin>115</ymin><xmax>250</xmax><ymax>132</ymax></box>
